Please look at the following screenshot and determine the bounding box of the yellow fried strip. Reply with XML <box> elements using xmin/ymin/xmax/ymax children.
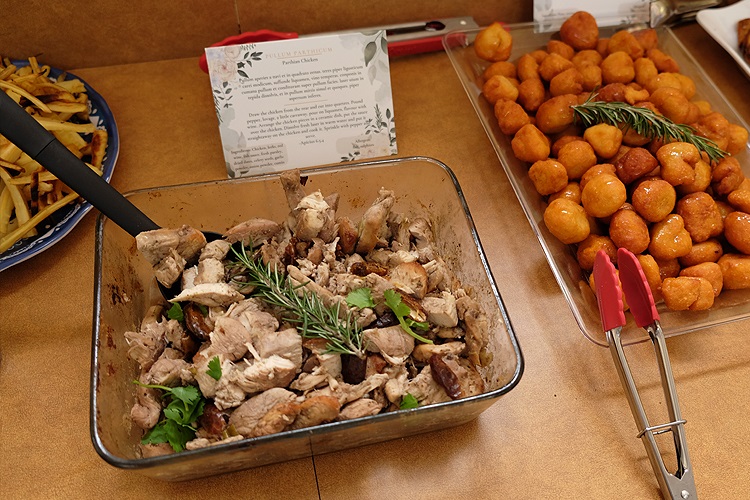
<box><xmin>0</xmin><ymin>165</ymin><xmax>34</xmax><ymax>237</ymax></box>
<box><xmin>0</xmin><ymin>186</ymin><xmax>12</xmax><ymax>234</ymax></box>
<box><xmin>0</xmin><ymin>81</ymin><xmax>51</xmax><ymax>113</ymax></box>
<box><xmin>33</xmin><ymin>116</ymin><xmax>96</xmax><ymax>133</ymax></box>
<box><xmin>0</xmin><ymin>191</ymin><xmax>78</xmax><ymax>253</ymax></box>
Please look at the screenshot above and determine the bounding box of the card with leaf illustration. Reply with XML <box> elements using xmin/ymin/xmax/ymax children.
<box><xmin>205</xmin><ymin>31</ymin><xmax>397</xmax><ymax>177</ymax></box>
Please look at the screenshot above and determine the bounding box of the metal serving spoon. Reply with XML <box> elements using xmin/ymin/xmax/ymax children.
<box><xmin>0</xmin><ymin>90</ymin><xmax>220</xmax><ymax>298</ymax></box>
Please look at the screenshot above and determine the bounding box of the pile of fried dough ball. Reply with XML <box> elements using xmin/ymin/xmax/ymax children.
<box><xmin>474</xmin><ymin>11</ymin><xmax>750</xmax><ymax>312</ymax></box>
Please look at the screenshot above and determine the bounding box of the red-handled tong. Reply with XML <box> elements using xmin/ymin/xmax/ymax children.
<box><xmin>593</xmin><ymin>248</ymin><xmax>697</xmax><ymax>500</ymax></box>
<box><xmin>198</xmin><ymin>17</ymin><xmax>478</xmax><ymax>73</ymax></box>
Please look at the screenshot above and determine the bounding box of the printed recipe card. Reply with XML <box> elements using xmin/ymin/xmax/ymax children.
<box><xmin>205</xmin><ymin>31</ymin><xmax>397</xmax><ymax>177</ymax></box>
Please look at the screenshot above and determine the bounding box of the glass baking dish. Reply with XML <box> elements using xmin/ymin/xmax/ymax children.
<box><xmin>91</xmin><ymin>156</ymin><xmax>523</xmax><ymax>481</ymax></box>
<box><xmin>443</xmin><ymin>23</ymin><xmax>750</xmax><ymax>346</ymax></box>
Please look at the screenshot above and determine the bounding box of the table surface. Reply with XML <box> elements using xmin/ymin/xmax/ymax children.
<box><xmin>2</xmin><ymin>22</ymin><xmax>749</xmax><ymax>499</ymax></box>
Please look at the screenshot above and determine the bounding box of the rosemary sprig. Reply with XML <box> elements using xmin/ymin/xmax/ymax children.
<box><xmin>230</xmin><ymin>245</ymin><xmax>365</xmax><ymax>358</ymax></box>
<box><xmin>571</xmin><ymin>93</ymin><xmax>729</xmax><ymax>163</ymax></box>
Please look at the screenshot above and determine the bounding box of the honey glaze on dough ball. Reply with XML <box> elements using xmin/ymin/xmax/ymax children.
<box><xmin>724</xmin><ymin>211</ymin><xmax>750</xmax><ymax>255</ymax></box>
<box><xmin>559</xmin><ymin>11</ymin><xmax>599</xmax><ymax>50</ymax></box>
<box><xmin>608</xmin><ymin>206</ymin><xmax>650</xmax><ymax>254</ymax></box>
<box><xmin>528</xmin><ymin>159</ymin><xmax>569</xmax><ymax>195</ymax></box>
<box><xmin>576</xmin><ymin>234</ymin><xmax>617</xmax><ymax>271</ymax></box>
<box><xmin>581</xmin><ymin>173</ymin><xmax>627</xmax><ymax>218</ymax></box>
<box><xmin>474</xmin><ymin>22</ymin><xmax>513</xmax><ymax>62</ymax></box>
<box><xmin>661</xmin><ymin>276</ymin><xmax>714</xmax><ymax>311</ymax></box>
<box><xmin>543</xmin><ymin>198</ymin><xmax>591</xmax><ymax>244</ymax></box>
<box><xmin>631</xmin><ymin>178</ymin><xmax>676</xmax><ymax>223</ymax></box>
<box><xmin>511</xmin><ymin>124</ymin><xmax>551</xmax><ymax>163</ymax></box>
<box><xmin>718</xmin><ymin>254</ymin><xmax>750</xmax><ymax>289</ymax></box>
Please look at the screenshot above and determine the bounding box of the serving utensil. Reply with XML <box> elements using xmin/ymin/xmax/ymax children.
<box><xmin>593</xmin><ymin>248</ymin><xmax>697</xmax><ymax>500</ymax></box>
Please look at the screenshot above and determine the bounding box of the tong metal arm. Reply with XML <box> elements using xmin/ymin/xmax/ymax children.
<box><xmin>594</xmin><ymin>248</ymin><xmax>697</xmax><ymax>500</ymax></box>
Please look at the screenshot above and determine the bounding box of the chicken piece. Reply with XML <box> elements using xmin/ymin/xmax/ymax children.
<box><xmin>456</xmin><ymin>295</ymin><xmax>490</xmax><ymax>367</ymax></box>
<box><xmin>423</xmin><ymin>257</ymin><xmax>456</xmax><ymax>292</ymax></box>
<box><xmin>193</xmin><ymin>353</ymin><xmax>224</xmax><ymax>399</ymax></box>
<box><xmin>287</xmin><ymin>264</ymin><xmax>344</xmax><ymax>310</ymax></box>
<box><xmin>293</xmin><ymin>191</ymin><xmax>330</xmax><ymax>242</ymax></box>
<box><xmin>175</xmin><ymin>225</ymin><xmax>208</xmax><ymax>262</ymax></box>
<box><xmin>412</xmin><ymin>341</ymin><xmax>465</xmax><ymax>363</ymax></box>
<box><xmin>388</xmin><ymin>250</ymin><xmax>418</xmax><ymax>267</ymax></box>
<box><xmin>145</xmin><ymin>357</ymin><xmax>191</xmax><ymax>387</ymax></box>
<box><xmin>169</xmin><ymin>282</ymin><xmax>244</xmax><ymax>307</ymax></box>
<box><xmin>224</xmin><ymin>218</ymin><xmax>282</xmax><ymax>247</ymax></box>
<box><xmin>135</xmin><ymin>229</ymin><xmax>181</xmax><ymax>266</ymax></box>
<box><xmin>253</xmin><ymin>328</ymin><xmax>303</xmax><ymax>368</ymax></box>
<box><xmin>364</xmin><ymin>272</ymin><xmax>395</xmax><ymax>315</ymax></box>
<box><xmin>207</xmin><ymin>316</ymin><xmax>254</xmax><ymax>361</ymax></box>
<box><xmin>384</xmin><ymin>363</ymin><xmax>409</xmax><ymax>404</ymax></box>
<box><xmin>389</xmin><ymin>261</ymin><xmax>428</xmax><ymax>298</ymax></box>
<box><xmin>327</xmin><ymin>272</ymin><xmax>366</xmax><ymax>296</ymax></box>
<box><xmin>131</xmin><ymin>373</ymin><xmax>162</xmax><ymax>430</ymax></box>
<box><xmin>139</xmin><ymin>443</ymin><xmax>174</xmax><ymax>458</ymax></box>
<box><xmin>200</xmin><ymin>239</ymin><xmax>232</xmax><ymax>261</ymax></box>
<box><xmin>388</xmin><ymin>211</ymin><xmax>411</xmax><ymax>252</ymax></box>
<box><xmin>305</xmin><ymin>238</ymin><xmax>327</xmax><ymax>265</ymax></box>
<box><xmin>314</xmin><ymin>373</ymin><xmax>389</xmax><ymax>405</ymax></box>
<box><xmin>356</xmin><ymin>188</ymin><xmax>395</xmax><ymax>254</ymax></box>
<box><xmin>337</xmin><ymin>216</ymin><xmax>359</xmax><ymax>254</ymax></box>
<box><xmin>287</xmin><ymin>395</ymin><xmax>341</xmax><ymax>430</ymax></box>
<box><xmin>163</xmin><ymin>318</ymin><xmax>198</xmax><ymax>357</ymax></box>
<box><xmin>405</xmin><ymin>365</ymin><xmax>452</xmax><ymax>405</ymax></box>
<box><xmin>124</xmin><ymin>306</ymin><xmax>168</xmax><ymax>371</ymax></box>
<box><xmin>228</xmin><ymin>388</ymin><xmax>298</xmax><ymax>436</ymax></box>
<box><xmin>230</xmin><ymin>355</ymin><xmax>298</xmax><ymax>394</ymax></box>
<box><xmin>362</xmin><ymin>325</ymin><xmax>415</xmax><ymax>359</ymax></box>
<box><xmin>232</xmin><ymin>308</ymin><xmax>279</xmax><ymax>338</ymax></box>
<box><xmin>429</xmin><ymin>353</ymin><xmax>485</xmax><ymax>399</ymax></box>
<box><xmin>291</xmin><ymin>351</ymin><xmax>342</xmax><ymax>392</ymax></box>
<box><xmin>318</xmin><ymin>193</ymin><xmax>340</xmax><ymax>243</ymax></box>
<box><xmin>185</xmin><ymin>435</ymin><xmax>244</xmax><ymax>451</ymax></box>
<box><xmin>421</xmin><ymin>291</ymin><xmax>459</xmax><ymax>327</ymax></box>
<box><xmin>252</xmin><ymin>402</ymin><xmax>300</xmax><ymax>437</ymax></box>
<box><xmin>337</xmin><ymin>398</ymin><xmax>383</xmax><ymax>420</ymax></box>
<box><xmin>181</xmin><ymin>266</ymin><xmax>198</xmax><ymax>291</ymax></box>
<box><xmin>280</xmin><ymin>168</ymin><xmax>307</xmax><ymax>211</ymax></box>
<box><xmin>409</xmin><ymin>218</ymin><xmax>436</xmax><ymax>263</ymax></box>
<box><xmin>213</xmin><ymin>360</ymin><xmax>247</xmax><ymax>410</ymax></box>
<box><xmin>194</xmin><ymin>258</ymin><xmax>225</xmax><ymax>285</ymax></box>
<box><xmin>153</xmin><ymin>248</ymin><xmax>187</xmax><ymax>288</ymax></box>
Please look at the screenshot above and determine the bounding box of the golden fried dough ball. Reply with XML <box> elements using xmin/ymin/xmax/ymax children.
<box><xmin>611</xmin><ymin>145</ymin><xmax>632</xmax><ymax>164</ymax></box>
<box><xmin>727</xmin><ymin>123</ymin><xmax>749</xmax><ymax>156</ymax></box>
<box><xmin>579</xmin><ymin>163</ymin><xmax>616</xmax><ymax>190</ymax></box>
<box><xmin>572</xmin><ymin>49</ymin><xmax>602</xmax><ymax>68</ymax></box>
<box><xmin>647</xmin><ymin>48</ymin><xmax>679</xmax><ymax>73</ymax></box>
<box><xmin>724</xmin><ymin>211</ymin><xmax>750</xmax><ymax>254</ymax></box>
<box><xmin>483</xmin><ymin>61</ymin><xmax>517</xmax><ymax>81</ymax></box>
<box><xmin>634</xmin><ymin>57</ymin><xmax>658</xmax><ymax>87</ymax></box>
<box><xmin>529</xmin><ymin>159</ymin><xmax>569</xmax><ymax>195</ymax></box>
<box><xmin>649</xmin><ymin>87</ymin><xmax>689</xmax><ymax>123</ymax></box>
<box><xmin>601</xmin><ymin>51</ymin><xmax>635</xmax><ymax>84</ymax></box>
<box><xmin>529</xmin><ymin>49</ymin><xmax>548</xmax><ymax>63</ymax></box>
<box><xmin>632</xmin><ymin>28</ymin><xmax>659</xmax><ymax>51</ymax></box>
<box><xmin>676</xmin><ymin>192</ymin><xmax>724</xmax><ymax>243</ymax></box>
<box><xmin>674</xmin><ymin>74</ymin><xmax>696</xmax><ymax>100</ymax></box>
<box><xmin>539</xmin><ymin>53</ymin><xmax>575</xmax><ymax>81</ymax></box>
<box><xmin>656</xmin><ymin>257</ymin><xmax>681</xmax><ymax>280</ymax></box>
<box><xmin>728</xmin><ymin>184</ymin><xmax>750</xmax><ymax>213</ymax></box>
<box><xmin>656</xmin><ymin>142</ymin><xmax>700</xmax><ymax>186</ymax></box>
<box><xmin>511</xmin><ymin>123</ymin><xmax>551</xmax><ymax>163</ymax></box>
<box><xmin>693</xmin><ymin>100</ymin><xmax>712</xmax><ymax>115</ymax></box>
<box><xmin>579</xmin><ymin>64</ymin><xmax>603</xmax><ymax>92</ymax></box>
<box><xmin>577</xmin><ymin>234</ymin><xmax>617</xmax><ymax>271</ymax></box>
<box><xmin>581</xmin><ymin>173</ymin><xmax>627</xmax><ymax>218</ymax></box>
<box><xmin>631</xmin><ymin>178</ymin><xmax>676</xmax><ymax>222</ymax></box>
<box><xmin>494</xmin><ymin>99</ymin><xmax>531</xmax><ymax>135</ymax></box>
<box><xmin>536</xmin><ymin>94</ymin><xmax>578</xmax><ymax>134</ymax></box>
<box><xmin>482</xmin><ymin>75</ymin><xmax>519</xmax><ymax>105</ymax></box>
<box><xmin>547</xmin><ymin>40</ymin><xmax>575</xmax><ymax>59</ymax></box>
<box><xmin>614</xmin><ymin>147</ymin><xmax>659</xmax><ymax>184</ymax></box>
<box><xmin>680</xmin><ymin>262</ymin><xmax>723</xmax><ymax>297</ymax></box>
<box><xmin>676</xmin><ymin>159</ymin><xmax>711</xmax><ymax>195</ymax></box>
<box><xmin>551</xmin><ymin>134</ymin><xmax>583</xmax><ymax>157</ymax></box>
<box><xmin>693</xmin><ymin>112</ymin><xmax>730</xmax><ymax>151</ymax></box>
<box><xmin>548</xmin><ymin>182</ymin><xmax>582</xmax><ymax>204</ymax></box>
<box><xmin>596</xmin><ymin>38</ymin><xmax>610</xmax><ymax>57</ymax></box>
<box><xmin>661</xmin><ymin>276</ymin><xmax>714</xmax><ymax>310</ymax></box>
<box><xmin>560</xmin><ymin>11</ymin><xmax>599</xmax><ymax>50</ymax></box>
<box><xmin>679</xmin><ymin>239</ymin><xmax>723</xmax><ymax>267</ymax></box>
<box><xmin>623</xmin><ymin>84</ymin><xmax>650</xmax><ymax>105</ymax></box>
<box><xmin>644</xmin><ymin>72</ymin><xmax>683</xmax><ymax>94</ymax></box>
<box><xmin>649</xmin><ymin>214</ymin><xmax>693</xmax><ymax>260</ymax></box>
<box><xmin>716</xmin><ymin>200</ymin><xmax>734</xmax><ymax>222</ymax></box>
<box><xmin>711</xmin><ymin>156</ymin><xmax>744</xmax><ymax>196</ymax></box>
<box><xmin>517</xmin><ymin>78</ymin><xmax>546</xmax><ymax>112</ymax></box>
<box><xmin>516</xmin><ymin>53</ymin><xmax>540</xmax><ymax>81</ymax></box>
<box><xmin>637</xmin><ymin>253</ymin><xmax>663</xmax><ymax>302</ymax></box>
<box><xmin>583</xmin><ymin>123</ymin><xmax>623</xmax><ymax>159</ymax></box>
<box><xmin>550</xmin><ymin>67</ymin><xmax>583</xmax><ymax>96</ymax></box>
<box><xmin>608</xmin><ymin>206</ymin><xmax>650</xmax><ymax>254</ymax></box>
<box><xmin>474</xmin><ymin>22</ymin><xmax>513</xmax><ymax>62</ymax></box>
<box><xmin>718</xmin><ymin>253</ymin><xmax>750</xmax><ymax>289</ymax></box>
<box><xmin>607</xmin><ymin>30</ymin><xmax>644</xmax><ymax>60</ymax></box>
<box><xmin>596</xmin><ymin>82</ymin><xmax>627</xmax><ymax>102</ymax></box>
<box><xmin>543</xmin><ymin>198</ymin><xmax>591</xmax><ymax>244</ymax></box>
<box><xmin>558</xmin><ymin>140</ymin><xmax>598</xmax><ymax>180</ymax></box>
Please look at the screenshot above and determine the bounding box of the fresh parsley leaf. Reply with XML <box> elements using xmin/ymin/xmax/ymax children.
<box><xmin>383</xmin><ymin>289</ymin><xmax>433</xmax><ymax>344</ymax></box>
<box><xmin>400</xmin><ymin>393</ymin><xmax>419</xmax><ymax>410</ymax></box>
<box><xmin>133</xmin><ymin>381</ymin><xmax>206</xmax><ymax>452</ymax></box>
<box><xmin>206</xmin><ymin>356</ymin><xmax>222</xmax><ymax>381</ymax></box>
<box><xmin>197</xmin><ymin>304</ymin><xmax>209</xmax><ymax>315</ymax></box>
<box><xmin>346</xmin><ymin>288</ymin><xmax>375</xmax><ymax>309</ymax></box>
<box><xmin>167</xmin><ymin>302</ymin><xmax>184</xmax><ymax>321</ymax></box>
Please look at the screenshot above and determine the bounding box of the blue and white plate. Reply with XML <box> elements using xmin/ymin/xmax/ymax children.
<box><xmin>0</xmin><ymin>62</ymin><xmax>119</xmax><ymax>272</ymax></box>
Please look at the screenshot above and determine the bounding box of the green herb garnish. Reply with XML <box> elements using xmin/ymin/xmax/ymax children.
<box><xmin>167</xmin><ymin>302</ymin><xmax>184</xmax><ymax>321</ymax></box>
<box><xmin>400</xmin><ymin>393</ymin><xmax>419</xmax><ymax>410</ymax></box>
<box><xmin>206</xmin><ymin>356</ymin><xmax>222</xmax><ymax>381</ymax></box>
<box><xmin>230</xmin><ymin>244</ymin><xmax>365</xmax><ymax>358</ymax></box>
<box><xmin>571</xmin><ymin>93</ymin><xmax>729</xmax><ymax>163</ymax></box>
<box><xmin>133</xmin><ymin>381</ymin><xmax>206</xmax><ymax>452</ymax></box>
<box><xmin>346</xmin><ymin>288</ymin><xmax>376</xmax><ymax>309</ymax></box>
<box><xmin>383</xmin><ymin>289</ymin><xmax>433</xmax><ymax>344</ymax></box>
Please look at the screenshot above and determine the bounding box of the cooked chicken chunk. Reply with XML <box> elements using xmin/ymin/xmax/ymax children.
<box><xmin>206</xmin><ymin>316</ymin><xmax>253</xmax><ymax>361</ymax></box>
<box><xmin>389</xmin><ymin>261</ymin><xmax>428</xmax><ymax>298</ymax></box>
<box><xmin>314</xmin><ymin>373</ymin><xmax>389</xmax><ymax>405</ymax></box>
<box><xmin>200</xmin><ymin>239</ymin><xmax>232</xmax><ymax>261</ymax></box>
<box><xmin>170</xmin><ymin>282</ymin><xmax>244</xmax><ymax>307</ymax></box>
<box><xmin>338</xmin><ymin>398</ymin><xmax>384</xmax><ymax>420</ymax></box>
<box><xmin>223</xmin><ymin>218</ymin><xmax>281</xmax><ymax>247</ymax></box>
<box><xmin>287</xmin><ymin>395</ymin><xmax>341</xmax><ymax>430</ymax></box>
<box><xmin>230</xmin><ymin>355</ymin><xmax>298</xmax><ymax>394</ymax></box>
<box><xmin>408</xmin><ymin>218</ymin><xmax>436</xmax><ymax>263</ymax></box>
<box><xmin>253</xmin><ymin>328</ymin><xmax>303</xmax><ymax>368</ymax></box>
<box><xmin>362</xmin><ymin>325</ymin><xmax>415</xmax><ymax>359</ymax></box>
<box><xmin>405</xmin><ymin>365</ymin><xmax>452</xmax><ymax>405</ymax></box>
<box><xmin>185</xmin><ymin>435</ymin><xmax>244</xmax><ymax>451</ymax></box>
<box><xmin>228</xmin><ymin>388</ymin><xmax>298</xmax><ymax>437</ymax></box>
<box><xmin>279</xmin><ymin>168</ymin><xmax>307</xmax><ymax>211</ymax></box>
<box><xmin>412</xmin><ymin>341</ymin><xmax>465</xmax><ymax>363</ymax></box>
<box><xmin>136</xmin><ymin>225</ymin><xmax>207</xmax><ymax>267</ymax></box>
<box><xmin>293</xmin><ymin>192</ymin><xmax>330</xmax><ymax>242</ymax></box>
<box><xmin>131</xmin><ymin>373</ymin><xmax>162</xmax><ymax>430</ymax></box>
<box><xmin>144</xmin><ymin>357</ymin><xmax>191</xmax><ymax>387</ymax></box>
<box><xmin>356</xmin><ymin>188</ymin><xmax>394</xmax><ymax>254</ymax></box>
<box><xmin>124</xmin><ymin>306</ymin><xmax>169</xmax><ymax>371</ymax></box>
<box><xmin>337</xmin><ymin>216</ymin><xmax>358</xmax><ymax>254</ymax></box>
<box><xmin>456</xmin><ymin>294</ymin><xmax>490</xmax><ymax>367</ymax></box>
<box><xmin>153</xmin><ymin>248</ymin><xmax>186</xmax><ymax>288</ymax></box>
<box><xmin>421</xmin><ymin>291</ymin><xmax>458</xmax><ymax>327</ymax></box>
<box><xmin>195</xmin><ymin>258</ymin><xmax>225</xmax><ymax>285</ymax></box>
